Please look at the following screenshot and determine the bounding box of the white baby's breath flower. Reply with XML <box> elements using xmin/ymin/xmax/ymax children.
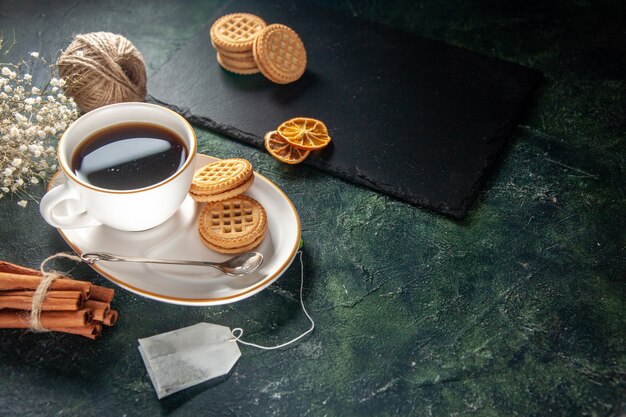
<box><xmin>0</xmin><ymin>46</ymin><xmax>78</xmax><ymax>205</ymax></box>
<box><xmin>14</xmin><ymin>113</ymin><xmax>27</xmax><ymax>123</ymax></box>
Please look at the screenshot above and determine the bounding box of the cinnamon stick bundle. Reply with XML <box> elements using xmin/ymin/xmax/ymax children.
<box><xmin>0</xmin><ymin>260</ymin><xmax>118</xmax><ymax>339</ymax></box>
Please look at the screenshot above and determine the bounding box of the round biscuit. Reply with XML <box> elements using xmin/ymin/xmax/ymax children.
<box><xmin>217</xmin><ymin>52</ymin><xmax>258</xmax><ymax>69</ymax></box>
<box><xmin>218</xmin><ymin>52</ymin><xmax>257</xmax><ymax>67</ymax></box>
<box><xmin>190</xmin><ymin>174</ymin><xmax>254</xmax><ymax>202</ymax></box>
<box><xmin>253</xmin><ymin>24</ymin><xmax>306</xmax><ymax>84</ymax></box>
<box><xmin>198</xmin><ymin>195</ymin><xmax>267</xmax><ymax>249</ymax></box>
<box><xmin>210</xmin><ymin>13</ymin><xmax>266</xmax><ymax>52</ymax></box>
<box><xmin>199</xmin><ymin>230</ymin><xmax>266</xmax><ymax>254</ymax></box>
<box><xmin>191</xmin><ymin>158</ymin><xmax>253</xmax><ymax>194</ymax></box>
<box><xmin>216</xmin><ymin>47</ymin><xmax>255</xmax><ymax>61</ymax></box>
<box><xmin>217</xmin><ymin>53</ymin><xmax>260</xmax><ymax>75</ymax></box>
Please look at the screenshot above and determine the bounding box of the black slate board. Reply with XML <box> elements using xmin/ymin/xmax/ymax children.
<box><xmin>149</xmin><ymin>0</ymin><xmax>541</xmax><ymax>218</ymax></box>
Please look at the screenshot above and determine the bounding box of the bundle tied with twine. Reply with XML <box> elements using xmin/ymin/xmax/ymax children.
<box><xmin>0</xmin><ymin>253</ymin><xmax>118</xmax><ymax>339</ymax></box>
<box><xmin>57</xmin><ymin>32</ymin><xmax>147</xmax><ymax>112</ymax></box>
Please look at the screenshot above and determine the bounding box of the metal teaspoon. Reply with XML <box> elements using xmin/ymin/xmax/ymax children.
<box><xmin>80</xmin><ymin>251</ymin><xmax>264</xmax><ymax>277</ymax></box>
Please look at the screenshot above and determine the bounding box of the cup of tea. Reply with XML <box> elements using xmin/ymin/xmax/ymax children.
<box><xmin>40</xmin><ymin>102</ymin><xmax>197</xmax><ymax>232</ymax></box>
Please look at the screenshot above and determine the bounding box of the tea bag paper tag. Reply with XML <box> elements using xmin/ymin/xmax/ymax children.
<box><xmin>138</xmin><ymin>322</ymin><xmax>241</xmax><ymax>399</ymax></box>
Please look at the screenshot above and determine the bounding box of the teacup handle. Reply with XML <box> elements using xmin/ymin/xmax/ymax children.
<box><xmin>40</xmin><ymin>183</ymin><xmax>102</xmax><ymax>229</ymax></box>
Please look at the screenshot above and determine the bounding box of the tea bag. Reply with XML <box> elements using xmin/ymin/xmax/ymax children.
<box><xmin>138</xmin><ymin>323</ymin><xmax>241</xmax><ymax>399</ymax></box>
<box><xmin>138</xmin><ymin>252</ymin><xmax>314</xmax><ymax>399</ymax></box>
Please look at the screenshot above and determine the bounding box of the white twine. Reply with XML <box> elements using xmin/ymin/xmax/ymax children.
<box><xmin>230</xmin><ymin>251</ymin><xmax>315</xmax><ymax>350</ymax></box>
<box><xmin>31</xmin><ymin>252</ymin><xmax>83</xmax><ymax>332</ymax></box>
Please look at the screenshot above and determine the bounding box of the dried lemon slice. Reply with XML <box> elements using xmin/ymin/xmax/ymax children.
<box><xmin>264</xmin><ymin>131</ymin><xmax>310</xmax><ymax>164</ymax></box>
<box><xmin>276</xmin><ymin>117</ymin><xmax>331</xmax><ymax>150</ymax></box>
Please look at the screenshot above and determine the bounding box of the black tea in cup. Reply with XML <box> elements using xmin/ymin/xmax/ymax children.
<box><xmin>71</xmin><ymin>123</ymin><xmax>188</xmax><ymax>190</ymax></box>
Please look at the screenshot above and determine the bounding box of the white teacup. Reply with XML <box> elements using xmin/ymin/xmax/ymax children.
<box><xmin>40</xmin><ymin>102</ymin><xmax>197</xmax><ymax>232</ymax></box>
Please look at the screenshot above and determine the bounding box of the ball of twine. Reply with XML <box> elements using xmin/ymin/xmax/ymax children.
<box><xmin>57</xmin><ymin>32</ymin><xmax>147</xmax><ymax>112</ymax></box>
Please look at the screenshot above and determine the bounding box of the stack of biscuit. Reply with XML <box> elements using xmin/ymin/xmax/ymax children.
<box><xmin>210</xmin><ymin>13</ymin><xmax>307</xmax><ymax>84</ymax></box>
<box><xmin>210</xmin><ymin>13</ymin><xmax>266</xmax><ymax>75</ymax></box>
<box><xmin>191</xmin><ymin>158</ymin><xmax>268</xmax><ymax>254</ymax></box>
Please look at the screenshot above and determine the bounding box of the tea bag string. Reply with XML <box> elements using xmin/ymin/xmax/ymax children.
<box><xmin>32</xmin><ymin>252</ymin><xmax>83</xmax><ymax>331</ymax></box>
<box><xmin>230</xmin><ymin>251</ymin><xmax>314</xmax><ymax>350</ymax></box>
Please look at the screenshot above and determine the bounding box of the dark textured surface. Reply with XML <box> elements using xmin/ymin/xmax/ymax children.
<box><xmin>0</xmin><ymin>0</ymin><xmax>624</xmax><ymax>416</ymax></box>
<box><xmin>149</xmin><ymin>0</ymin><xmax>541</xmax><ymax>218</ymax></box>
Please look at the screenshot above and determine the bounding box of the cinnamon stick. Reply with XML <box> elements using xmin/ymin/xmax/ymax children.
<box><xmin>84</xmin><ymin>300</ymin><xmax>110</xmax><ymax>321</ymax></box>
<box><xmin>90</xmin><ymin>285</ymin><xmax>115</xmax><ymax>303</ymax></box>
<box><xmin>0</xmin><ymin>261</ymin><xmax>41</xmax><ymax>276</ymax></box>
<box><xmin>102</xmin><ymin>309</ymin><xmax>118</xmax><ymax>326</ymax></box>
<box><xmin>0</xmin><ymin>294</ymin><xmax>82</xmax><ymax>311</ymax></box>
<box><xmin>0</xmin><ymin>308</ymin><xmax>92</xmax><ymax>328</ymax></box>
<box><xmin>0</xmin><ymin>290</ymin><xmax>84</xmax><ymax>300</ymax></box>
<box><xmin>55</xmin><ymin>323</ymin><xmax>102</xmax><ymax>340</ymax></box>
<box><xmin>0</xmin><ymin>272</ymin><xmax>91</xmax><ymax>299</ymax></box>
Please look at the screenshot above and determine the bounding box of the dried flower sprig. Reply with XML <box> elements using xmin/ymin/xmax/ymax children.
<box><xmin>0</xmin><ymin>36</ymin><xmax>79</xmax><ymax>207</ymax></box>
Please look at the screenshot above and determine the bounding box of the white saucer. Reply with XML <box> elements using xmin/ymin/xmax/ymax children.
<box><xmin>49</xmin><ymin>154</ymin><xmax>301</xmax><ymax>306</ymax></box>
